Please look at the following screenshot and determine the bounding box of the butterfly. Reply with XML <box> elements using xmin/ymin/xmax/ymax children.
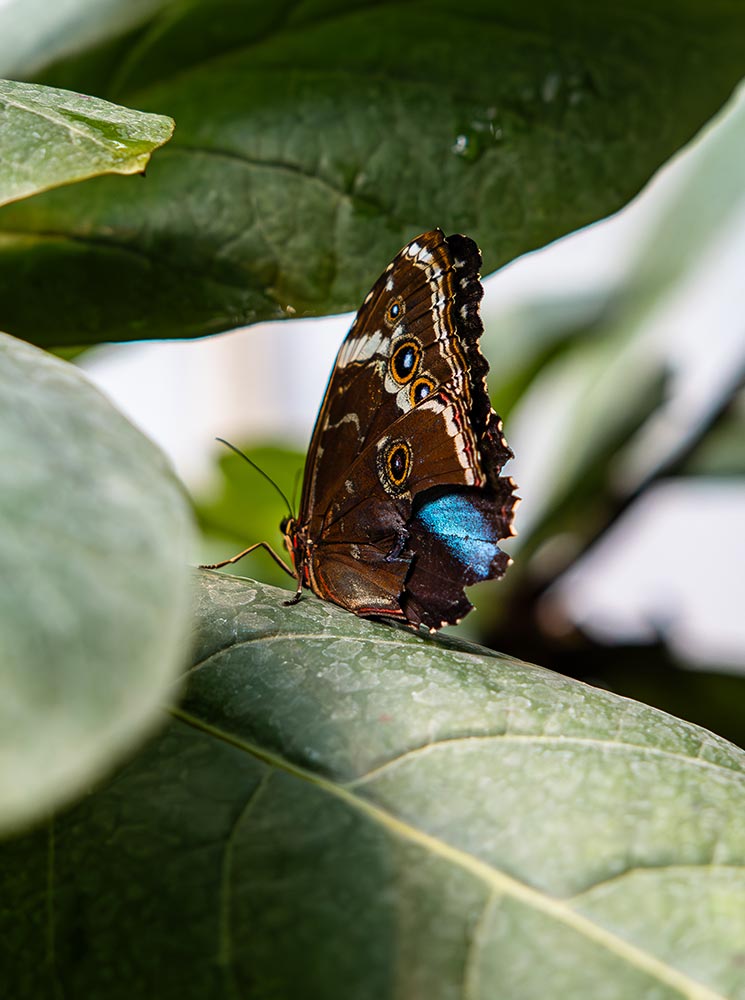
<box><xmin>206</xmin><ymin>230</ymin><xmax>517</xmax><ymax>631</ymax></box>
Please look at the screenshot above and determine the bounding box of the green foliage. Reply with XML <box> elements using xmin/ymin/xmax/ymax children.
<box><xmin>0</xmin><ymin>78</ymin><xmax>173</xmax><ymax>207</ymax></box>
<box><xmin>1</xmin><ymin>2</ymin><xmax>745</xmax><ymax>996</ymax></box>
<box><xmin>196</xmin><ymin>442</ymin><xmax>305</xmax><ymax>588</ymax></box>
<box><xmin>482</xmin><ymin>82</ymin><xmax>745</xmax><ymax>563</ymax></box>
<box><xmin>682</xmin><ymin>389</ymin><xmax>745</xmax><ymax>477</ymax></box>
<box><xmin>4</xmin><ymin>574</ymin><xmax>745</xmax><ymax>998</ymax></box>
<box><xmin>1</xmin><ymin>0</ymin><xmax>745</xmax><ymax>344</ymax></box>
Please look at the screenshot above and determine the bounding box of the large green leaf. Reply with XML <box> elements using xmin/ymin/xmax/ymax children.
<box><xmin>3</xmin><ymin>571</ymin><xmax>744</xmax><ymax>998</ymax></box>
<box><xmin>0</xmin><ymin>331</ymin><xmax>194</xmax><ymax>833</ymax></box>
<box><xmin>0</xmin><ymin>78</ymin><xmax>174</xmax><ymax>207</ymax></box>
<box><xmin>0</xmin><ymin>1</ymin><xmax>744</xmax><ymax>344</ymax></box>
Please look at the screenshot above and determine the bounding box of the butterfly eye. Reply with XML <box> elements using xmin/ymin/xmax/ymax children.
<box><xmin>410</xmin><ymin>377</ymin><xmax>434</xmax><ymax>405</ymax></box>
<box><xmin>390</xmin><ymin>340</ymin><xmax>420</xmax><ymax>384</ymax></box>
<box><xmin>385</xmin><ymin>297</ymin><xmax>404</xmax><ymax>325</ymax></box>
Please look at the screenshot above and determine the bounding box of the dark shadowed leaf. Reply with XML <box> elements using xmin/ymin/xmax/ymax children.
<box><xmin>2</xmin><ymin>572</ymin><xmax>744</xmax><ymax>998</ymax></box>
<box><xmin>0</xmin><ymin>331</ymin><xmax>193</xmax><ymax>833</ymax></box>
<box><xmin>0</xmin><ymin>79</ymin><xmax>174</xmax><ymax>207</ymax></box>
<box><xmin>0</xmin><ymin>1</ymin><xmax>744</xmax><ymax>344</ymax></box>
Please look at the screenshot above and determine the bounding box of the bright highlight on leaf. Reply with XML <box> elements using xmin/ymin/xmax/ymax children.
<box><xmin>0</xmin><ymin>78</ymin><xmax>174</xmax><ymax>207</ymax></box>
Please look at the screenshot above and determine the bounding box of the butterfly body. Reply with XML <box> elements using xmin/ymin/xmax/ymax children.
<box><xmin>282</xmin><ymin>229</ymin><xmax>517</xmax><ymax>631</ymax></box>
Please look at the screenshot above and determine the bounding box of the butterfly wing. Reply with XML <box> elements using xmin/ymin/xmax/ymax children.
<box><xmin>294</xmin><ymin>230</ymin><xmax>517</xmax><ymax>629</ymax></box>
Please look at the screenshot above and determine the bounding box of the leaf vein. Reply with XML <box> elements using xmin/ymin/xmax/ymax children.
<box><xmin>166</xmin><ymin>142</ymin><xmax>390</xmax><ymax>219</ymax></box>
<box><xmin>347</xmin><ymin>733</ymin><xmax>745</xmax><ymax>786</ymax></box>
<box><xmin>569</xmin><ymin>863</ymin><xmax>745</xmax><ymax>902</ymax></box>
<box><xmin>185</xmin><ymin>630</ymin><xmax>455</xmax><ymax>675</ymax></box>
<box><xmin>218</xmin><ymin>771</ymin><xmax>273</xmax><ymax>997</ymax></box>
<box><xmin>461</xmin><ymin>889</ymin><xmax>499</xmax><ymax>1000</ymax></box>
<box><xmin>0</xmin><ymin>95</ymin><xmax>112</xmax><ymax>151</ymax></box>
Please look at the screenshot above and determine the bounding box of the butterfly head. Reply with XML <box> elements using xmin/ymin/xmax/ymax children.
<box><xmin>281</xmin><ymin>515</ymin><xmax>311</xmax><ymax>587</ymax></box>
<box><xmin>280</xmin><ymin>514</ymin><xmax>297</xmax><ymax>558</ymax></box>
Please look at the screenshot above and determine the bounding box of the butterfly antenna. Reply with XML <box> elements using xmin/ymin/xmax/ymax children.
<box><xmin>215</xmin><ymin>437</ymin><xmax>294</xmax><ymax>517</ymax></box>
<box><xmin>291</xmin><ymin>466</ymin><xmax>302</xmax><ymax>515</ymax></box>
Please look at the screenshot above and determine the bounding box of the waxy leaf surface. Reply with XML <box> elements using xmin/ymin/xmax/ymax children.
<box><xmin>3</xmin><ymin>572</ymin><xmax>744</xmax><ymax>998</ymax></box>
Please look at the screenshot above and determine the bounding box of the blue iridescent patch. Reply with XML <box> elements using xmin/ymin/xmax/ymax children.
<box><xmin>414</xmin><ymin>492</ymin><xmax>499</xmax><ymax>578</ymax></box>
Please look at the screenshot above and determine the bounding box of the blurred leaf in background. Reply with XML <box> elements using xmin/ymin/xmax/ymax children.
<box><xmin>1</xmin><ymin>0</ymin><xmax>745</xmax><ymax>345</ymax></box>
<box><xmin>682</xmin><ymin>387</ymin><xmax>745</xmax><ymax>477</ymax></box>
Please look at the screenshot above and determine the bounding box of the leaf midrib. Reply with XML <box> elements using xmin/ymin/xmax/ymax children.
<box><xmin>170</xmin><ymin>704</ymin><xmax>727</xmax><ymax>1000</ymax></box>
<box><xmin>0</xmin><ymin>94</ymin><xmax>112</xmax><ymax>151</ymax></box>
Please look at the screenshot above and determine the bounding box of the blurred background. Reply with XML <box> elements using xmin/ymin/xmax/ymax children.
<box><xmin>1</xmin><ymin>0</ymin><xmax>744</xmax><ymax>745</ymax></box>
<box><xmin>77</xmin><ymin>88</ymin><xmax>745</xmax><ymax>745</ymax></box>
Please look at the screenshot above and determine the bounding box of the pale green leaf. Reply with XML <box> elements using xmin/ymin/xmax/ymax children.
<box><xmin>0</xmin><ymin>331</ymin><xmax>193</xmax><ymax>833</ymax></box>
<box><xmin>0</xmin><ymin>78</ymin><xmax>174</xmax><ymax>207</ymax></box>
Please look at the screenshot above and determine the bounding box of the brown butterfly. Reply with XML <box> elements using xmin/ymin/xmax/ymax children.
<box><xmin>205</xmin><ymin>230</ymin><xmax>517</xmax><ymax>631</ymax></box>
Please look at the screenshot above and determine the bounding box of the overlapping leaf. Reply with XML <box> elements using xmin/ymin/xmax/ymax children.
<box><xmin>0</xmin><ymin>79</ymin><xmax>173</xmax><ymax>207</ymax></box>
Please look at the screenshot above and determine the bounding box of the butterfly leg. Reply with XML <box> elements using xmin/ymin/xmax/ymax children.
<box><xmin>200</xmin><ymin>542</ymin><xmax>296</xmax><ymax>579</ymax></box>
<box><xmin>283</xmin><ymin>577</ymin><xmax>304</xmax><ymax>606</ymax></box>
<box><xmin>385</xmin><ymin>530</ymin><xmax>408</xmax><ymax>562</ymax></box>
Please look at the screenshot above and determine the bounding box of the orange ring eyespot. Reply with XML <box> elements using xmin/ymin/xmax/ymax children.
<box><xmin>376</xmin><ymin>438</ymin><xmax>412</xmax><ymax>495</ymax></box>
<box><xmin>386</xmin><ymin>442</ymin><xmax>411</xmax><ymax>486</ymax></box>
<box><xmin>390</xmin><ymin>340</ymin><xmax>420</xmax><ymax>384</ymax></box>
<box><xmin>385</xmin><ymin>297</ymin><xmax>404</xmax><ymax>324</ymax></box>
<box><xmin>410</xmin><ymin>377</ymin><xmax>434</xmax><ymax>406</ymax></box>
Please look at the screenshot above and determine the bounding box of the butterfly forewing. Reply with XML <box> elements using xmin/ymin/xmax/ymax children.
<box><xmin>301</xmin><ymin>233</ymin><xmax>477</xmax><ymax>514</ymax></box>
